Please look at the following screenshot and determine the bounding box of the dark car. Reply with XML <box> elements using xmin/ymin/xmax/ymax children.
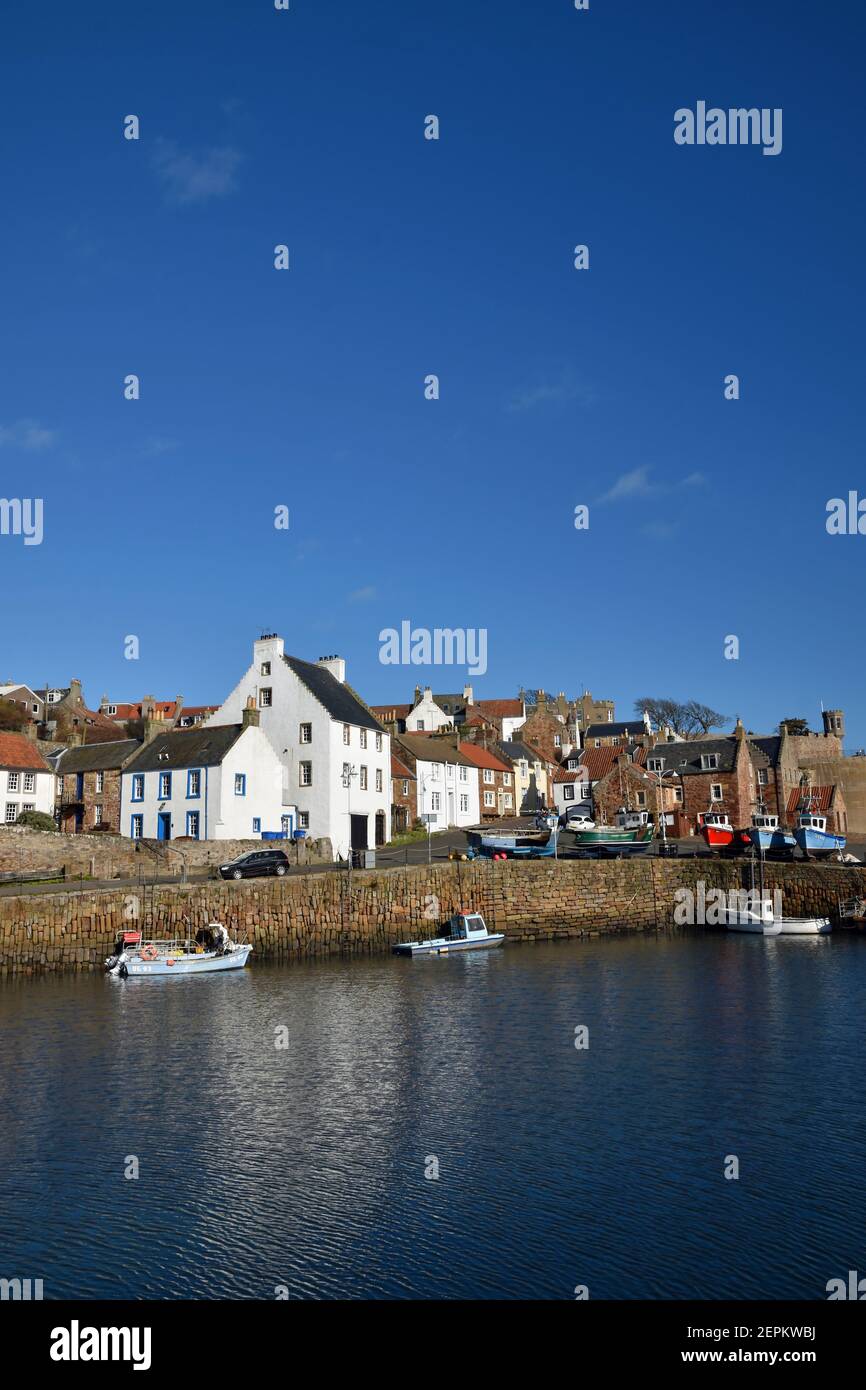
<box><xmin>218</xmin><ymin>849</ymin><xmax>290</xmax><ymax>881</ymax></box>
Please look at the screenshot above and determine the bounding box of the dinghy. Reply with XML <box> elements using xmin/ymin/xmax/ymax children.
<box><xmin>392</xmin><ymin>911</ymin><xmax>504</xmax><ymax>956</ymax></box>
<box><xmin>105</xmin><ymin>924</ymin><xmax>253</xmax><ymax>977</ymax></box>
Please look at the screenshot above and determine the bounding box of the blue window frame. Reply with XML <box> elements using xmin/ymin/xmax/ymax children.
<box><xmin>131</xmin><ymin>774</ymin><xmax>145</xmax><ymax>802</ymax></box>
<box><xmin>234</xmin><ymin>773</ymin><xmax>246</xmax><ymax>796</ymax></box>
<box><xmin>187</xmin><ymin>769</ymin><xmax>201</xmax><ymax>798</ymax></box>
<box><xmin>252</xmin><ymin>817</ymin><xmax>261</xmax><ymax>833</ymax></box>
<box><xmin>75</xmin><ymin>772</ymin><xmax>84</xmax><ymax>799</ymax></box>
<box><xmin>159</xmin><ymin>771</ymin><xmax>172</xmax><ymax>799</ymax></box>
<box><xmin>186</xmin><ymin>810</ymin><xmax>200</xmax><ymax>839</ymax></box>
<box><xmin>130</xmin><ymin>814</ymin><xmax>144</xmax><ymax>839</ymax></box>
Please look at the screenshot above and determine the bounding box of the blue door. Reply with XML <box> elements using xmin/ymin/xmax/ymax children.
<box><xmin>157</xmin><ymin>812</ymin><xmax>171</xmax><ymax>840</ymax></box>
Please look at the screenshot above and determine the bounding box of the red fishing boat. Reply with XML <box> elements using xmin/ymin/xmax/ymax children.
<box><xmin>699</xmin><ymin>810</ymin><xmax>736</xmax><ymax>851</ymax></box>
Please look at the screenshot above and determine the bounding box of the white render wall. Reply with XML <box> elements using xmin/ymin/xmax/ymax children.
<box><xmin>119</xmin><ymin>726</ymin><xmax>284</xmax><ymax>840</ymax></box>
<box><xmin>414</xmin><ymin>757</ymin><xmax>480</xmax><ymax>830</ymax></box>
<box><xmin>1</xmin><ymin>768</ymin><xmax>54</xmax><ymax>821</ymax></box>
<box><xmin>206</xmin><ymin>635</ymin><xmax>391</xmax><ymax>858</ymax></box>
<box><xmin>406</xmin><ymin>691</ymin><xmax>452</xmax><ymax>732</ymax></box>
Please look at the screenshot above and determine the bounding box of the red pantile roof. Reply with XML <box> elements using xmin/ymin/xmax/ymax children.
<box><xmin>786</xmin><ymin>785</ymin><xmax>835</xmax><ymax>817</ymax></box>
<box><xmin>572</xmin><ymin>745</ymin><xmax>647</xmax><ymax>781</ymax></box>
<box><xmin>391</xmin><ymin>753</ymin><xmax>415</xmax><ymax>779</ymax></box>
<box><xmin>0</xmin><ymin>732</ymin><xmax>52</xmax><ymax>772</ymax></box>
<box><xmin>458</xmin><ymin>741</ymin><xmax>512</xmax><ymax>773</ymax></box>
<box><xmin>477</xmin><ymin>699</ymin><xmax>524</xmax><ymax>718</ymax></box>
<box><xmin>371</xmin><ymin>704</ymin><xmax>413</xmax><ymax>720</ymax></box>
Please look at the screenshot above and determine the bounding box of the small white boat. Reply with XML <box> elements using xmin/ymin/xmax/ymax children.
<box><xmin>776</xmin><ymin>917</ymin><xmax>832</xmax><ymax>935</ymax></box>
<box><xmin>393</xmin><ymin>910</ymin><xmax>504</xmax><ymax>956</ymax></box>
<box><xmin>722</xmin><ymin>899</ymin><xmax>831</xmax><ymax>936</ymax></box>
<box><xmin>105</xmin><ymin>924</ymin><xmax>253</xmax><ymax>977</ymax></box>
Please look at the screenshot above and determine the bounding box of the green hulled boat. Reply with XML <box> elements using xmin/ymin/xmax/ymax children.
<box><xmin>570</xmin><ymin>810</ymin><xmax>654</xmax><ymax>847</ymax></box>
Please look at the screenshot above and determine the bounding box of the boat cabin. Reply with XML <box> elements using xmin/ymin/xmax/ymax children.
<box><xmin>701</xmin><ymin>811</ymin><xmax>731</xmax><ymax>828</ymax></box>
<box><xmin>615</xmin><ymin>809</ymin><xmax>650</xmax><ymax>830</ymax></box>
<box><xmin>751</xmin><ymin>813</ymin><xmax>779</xmax><ymax>830</ymax></box>
<box><xmin>448</xmin><ymin>912</ymin><xmax>489</xmax><ymax>940</ymax></box>
<box><xmin>798</xmin><ymin>813</ymin><xmax>827</xmax><ymax>833</ymax></box>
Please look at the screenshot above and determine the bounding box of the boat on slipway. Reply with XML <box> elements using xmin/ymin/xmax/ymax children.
<box><xmin>745</xmin><ymin>812</ymin><xmax>796</xmax><ymax>857</ymax></box>
<box><xmin>105</xmin><ymin>924</ymin><xmax>253</xmax><ymax>978</ymax></box>
<box><xmin>392</xmin><ymin>911</ymin><xmax>504</xmax><ymax>956</ymax></box>
<box><xmin>793</xmin><ymin>811</ymin><xmax>846</xmax><ymax>859</ymax></box>
<box><xmin>570</xmin><ymin>808</ymin><xmax>654</xmax><ymax>849</ymax></box>
<box><xmin>467</xmin><ymin>823</ymin><xmax>558</xmax><ymax>859</ymax></box>
<box><xmin>699</xmin><ymin>811</ymin><xmax>736</xmax><ymax>852</ymax></box>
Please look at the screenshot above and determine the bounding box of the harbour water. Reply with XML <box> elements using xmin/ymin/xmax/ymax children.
<box><xmin>1</xmin><ymin>930</ymin><xmax>864</xmax><ymax>1299</ymax></box>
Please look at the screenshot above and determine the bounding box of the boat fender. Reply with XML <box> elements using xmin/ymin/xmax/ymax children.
<box><xmin>140</xmin><ymin>944</ymin><xmax>158</xmax><ymax>961</ymax></box>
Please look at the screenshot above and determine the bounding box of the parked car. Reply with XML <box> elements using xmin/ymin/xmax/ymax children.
<box><xmin>559</xmin><ymin>812</ymin><xmax>595</xmax><ymax>832</ymax></box>
<box><xmin>218</xmin><ymin>849</ymin><xmax>290</xmax><ymax>881</ymax></box>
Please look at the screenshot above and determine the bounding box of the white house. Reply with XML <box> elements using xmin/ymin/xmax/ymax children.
<box><xmin>205</xmin><ymin>635</ymin><xmax>391</xmax><ymax>859</ymax></box>
<box><xmin>405</xmin><ymin>686</ymin><xmax>452</xmax><ymax>733</ymax></box>
<box><xmin>0</xmin><ymin>732</ymin><xmax>55</xmax><ymax>823</ymax></box>
<box><xmin>395</xmin><ymin>735</ymin><xmax>480</xmax><ymax>830</ymax></box>
<box><xmin>552</xmin><ymin>766</ymin><xmax>593</xmax><ymax>819</ymax></box>
<box><xmin>120</xmin><ymin>709</ymin><xmax>285</xmax><ymax>841</ymax></box>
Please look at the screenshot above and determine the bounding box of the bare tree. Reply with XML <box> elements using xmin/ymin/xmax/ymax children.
<box><xmin>634</xmin><ymin>698</ymin><xmax>728</xmax><ymax>737</ymax></box>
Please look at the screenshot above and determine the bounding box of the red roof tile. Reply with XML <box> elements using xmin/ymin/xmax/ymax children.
<box><xmin>476</xmin><ymin>699</ymin><xmax>524</xmax><ymax>718</ymax></box>
<box><xmin>0</xmin><ymin>732</ymin><xmax>52</xmax><ymax>772</ymax></box>
<box><xmin>391</xmin><ymin>753</ymin><xmax>414</xmax><ymax>779</ymax></box>
<box><xmin>786</xmin><ymin>785</ymin><xmax>835</xmax><ymax>817</ymax></box>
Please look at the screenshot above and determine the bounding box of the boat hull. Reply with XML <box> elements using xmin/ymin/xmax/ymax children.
<box><xmin>726</xmin><ymin>920</ymin><xmax>783</xmax><ymax>935</ymax></box>
<box><xmin>746</xmin><ymin>828</ymin><xmax>796</xmax><ymax>855</ymax></box>
<box><xmin>701</xmin><ymin>826</ymin><xmax>735</xmax><ymax>850</ymax></box>
<box><xmin>393</xmin><ymin>935</ymin><xmax>505</xmax><ymax>956</ymax></box>
<box><xmin>793</xmin><ymin>829</ymin><xmax>846</xmax><ymax>858</ymax></box>
<box><xmin>776</xmin><ymin>918</ymin><xmax>832</xmax><ymax>935</ymax></box>
<box><xmin>570</xmin><ymin>828</ymin><xmax>643</xmax><ymax>845</ymax></box>
<box><xmin>114</xmin><ymin>945</ymin><xmax>253</xmax><ymax>977</ymax></box>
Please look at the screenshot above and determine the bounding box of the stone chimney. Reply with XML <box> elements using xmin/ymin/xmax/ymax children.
<box><xmin>172</xmin><ymin>694</ymin><xmax>184</xmax><ymax>725</ymax></box>
<box><xmin>143</xmin><ymin>708</ymin><xmax>166</xmax><ymax>743</ymax></box>
<box><xmin>66</xmin><ymin>730</ymin><xmax>84</xmax><ymax>747</ymax></box>
<box><xmin>68</xmin><ymin>678</ymin><xmax>83</xmax><ymax>708</ymax></box>
<box><xmin>734</xmin><ymin>717</ymin><xmax>746</xmax><ymax>740</ymax></box>
<box><xmin>24</xmin><ymin>721</ymin><xmax>38</xmax><ymax>741</ymax></box>
<box><xmin>242</xmin><ymin>696</ymin><xmax>260</xmax><ymax>730</ymax></box>
<box><xmin>317</xmin><ymin>654</ymin><xmax>346</xmax><ymax>683</ymax></box>
<box><xmin>462</xmin><ymin>683</ymin><xmax>474</xmax><ymax>705</ymax></box>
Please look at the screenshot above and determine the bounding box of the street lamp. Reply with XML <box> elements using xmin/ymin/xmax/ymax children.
<box><xmin>342</xmin><ymin>763</ymin><xmax>357</xmax><ymax>865</ymax></box>
<box><xmin>649</xmin><ymin>766</ymin><xmax>679</xmax><ymax>847</ymax></box>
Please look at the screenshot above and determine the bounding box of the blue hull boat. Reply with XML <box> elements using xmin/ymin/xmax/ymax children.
<box><xmin>747</xmin><ymin>827</ymin><xmax>796</xmax><ymax>855</ymax></box>
<box><xmin>793</xmin><ymin>813</ymin><xmax>846</xmax><ymax>858</ymax></box>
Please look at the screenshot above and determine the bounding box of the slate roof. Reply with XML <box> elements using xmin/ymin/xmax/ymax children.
<box><xmin>55</xmin><ymin>739</ymin><xmax>142</xmax><ymax>774</ymax></box>
<box><xmin>646</xmin><ymin>737</ymin><xmax>737</xmax><ymax>775</ymax></box>
<box><xmin>499</xmin><ymin>740</ymin><xmax>544</xmax><ymax>765</ymax></box>
<box><xmin>284</xmin><ymin>656</ymin><xmax>383</xmax><ymax>732</ymax></box>
<box><xmin>0</xmin><ymin>732</ymin><xmax>53</xmax><ymax>772</ymax></box>
<box><xmin>583</xmin><ymin>720</ymin><xmax>646</xmax><ymax>741</ymax></box>
<box><xmin>396</xmin><ymin>734</ymin><xmax>477</xmax><ymax>767</ymax></box>
<box><xmin>122</xmin><ymin>725</ymin><xmax>245</xmax><ymax>773</ymax></box>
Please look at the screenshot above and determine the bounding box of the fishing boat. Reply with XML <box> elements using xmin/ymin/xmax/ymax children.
<box><xmin>699</xmin><ymin>810</ymin><xmax>736</xmax><ymax>852</ymax></box>
<box><xmin>105</xmin><ymin>924</ymin><xmax>253</xmax><ymax>978</ymax></box>
<box><xmin>392</xmin><ymin>910</ymin><xmax>504</xmax><ymax>956</ymax></box>
<box><xmin>570</xmin><ymin>809</ymin><xmax>654</xmax><ymax>848</ymax></box>
<box><xmin>745</xmin><ymin>812</ymin><xmax>796</xmax><ymax>857</ymax></box>
<box><xmin>793</xmin><ymin>811</ymin><xmax>846</xmax><ymax>859</ymax></box>
<box><xmin>467</xmin><ymin>824</ymin><xmax>558</xmax><ymax>859</ymax></box>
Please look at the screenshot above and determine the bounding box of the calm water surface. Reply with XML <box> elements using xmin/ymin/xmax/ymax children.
<box><xmin>1</xmin><ymin>931</ymin><xmax>864</xmax><ymax>1299</ymax></box>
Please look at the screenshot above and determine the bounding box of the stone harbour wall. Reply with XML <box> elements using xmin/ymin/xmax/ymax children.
<box><xmin>0</xmin><ymin>826</ymin><xmax>334</xmax><ymax>881</ymax></box>
<box><xmin>0</xmin><ymin>855</ymin><xmax>863</xmax><ymax>975</ymax></box>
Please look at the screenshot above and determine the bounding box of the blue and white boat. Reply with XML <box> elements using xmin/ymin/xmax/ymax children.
<box><xmin>746</xmin><ymin>812</ymin><xmax>796</xmax><ymax>857</ymax></box>
<box><xmin>393</xmin><ymin>911</ymin><xmax>504</xmax><ymax>956</ymax></box>
<box><xmin>467</xmin><ymin>824</ymin><xmax>559</xmax><ymax>859</ymax></box>
<box><xmin>105</xmin><ymin>924</ymin><xmax>253</xmax><ymax>978</ymax></box>
<box><xmin>793</xmin><ymin>812</ymin><xmax>846</xmax><ymax>859</ymax></box>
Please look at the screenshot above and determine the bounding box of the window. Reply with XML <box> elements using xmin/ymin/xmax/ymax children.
<box><xmin>757</xmin><ymin>769</ymin><xmax>768</xmax><ymax>786</ymax></box>
<box><xmin>416</xmin><ymin>720</ymin><xmax>425</xmax><ymax>731</ymax></box>
<box><xmin>375</xmin><ymin>769</ymin><xmax>382</xmax><ymax>792</ymax></box>
<box><xmin>259</xmin><ymin>687</ymin><xmax>272</xmax><ymax>708</ymax></box>
<box><xmin>131</xmin><ymin>814</ymin><xmax>143</xmax><ymax>839</ymax></box>
<box><xmin>23</xmin><ymin>772</ymin><xmax>36</xmax><ymax>793</ymax></box>
<box><xmin>458</xmin><ymin>766</ymin><xmax>467</xmax><ymax>782</ymax></box>
<box><xmin>431</xmin><ymin>792</ymin><xmax>441</xmax><ymax>811</ymax></box>
<box><xmin>375</xmin><ymin>733</ymin><xmax>382</xmax><ymax>752</ymax></box>
<box><xmin>568</xmin><ymin>759</ymin><xmax>579</xmax><ymax>771</ymax></box>
<box><xmin>430</xmin><ymin>764</ymin><xmax>440</xmax><ymax>780</ymax></box>
<box><xmin>701</xmin><ymin>753</ymin><xmax>719</xmax><ymax>771</ymax></box>
<box><xmin>504</xmin><ymin>794</ymin><xmax>513</xmax><ymax>808</ymax></box>
<box><xmin>299</xmin><ymin>723</ymin><xmax>312</xmax><ymax>744</ymax></box>
<box><xmin>252</xmin><ymin>817</ymin><xmax>261</xmax><ymax>833</ymax></box>
<box><xmin>94</xmin><ymin>805</ymin><xmax>103</xmax><ymax>825</ymax></box>
<box><xmin>554</xmin><ymin>734</ymin><xmax>562</xmax><ymax>747</ymax></box>
<box><xmin>8</xmin><ymin>772</ymin><xmax>19</xmax><ymax>792</ymax></box>
<box><xmin>483</xmin><ymin>769</ymin><xmax>494</xmax><ymax>784</ymax></box>
<box><xmin>22</xmin><ymin>802</ymin><xmax>35</xmax><ymax>814</ymax></box>
<box><xmin>94</xmin><ymin>771</ymin><xmax>104</xmax><ymax>793</ymax></box>
<box><xmin>187</xmin><ymin>811</ymin><xmax>200</xmax><ymax>839</ymax></box>
<box><xmin>711</xmin><ymin>783</ymin><xmax>723</xmax><ymax>801</ymax></box>
<box><xmin>360</xmin><ymin>766</ymin><xmax>368</xmax><ymax>790</ymax></box>
<box><xmin>235</xmin><ymin>773</ymin><xmax>247</xmax><ymax>796</ymax></box>
<box><xmin>187</xmin><ymin>769</ymin><xmax>201</xmax><ymax>798</ymax></box>
<box><xmin>594</xmin><ymin>739</ymin><xmax>601</xmax><ymax>748</ymax></box>
<box><xmin>636</xmin><ymin>792</ymin><xmax>647</xmax><ymax>807</ymax></box>
<box><xmin>460</xmin><ymin>794</ymin><xmax>468</xmax><ymax>812</ymax></box>
<box><xmin>159</xmin><ymin>772</ymin><xmax>172</xmax><ymax>799</ymax></box>
<box><xmin>343</xmin><ymin>724</ymin><xmax>350</xmax><ymax>744</ymax></box>
<box><xmin>563</xmin><ymin>786</ymin><xmax>575</xmax><ymax>801</ymax></box>
<box><xmin>647</xmin><ymin>758</ymin><xmax>664</xmax><ymax>773</ymax></box>
<box><xmin>106</xmin><ymin>704</ymin><xmax>117</xmax><ymax>715</ymax></box>
<box><xmin>260</xmin><ymin>661</ymin><xmax>271</xmax><ymax>676</ymax></box>
<box><xmin>360</xmin><ymin>729</ymin><xmax>367</xmax><ymax>749</ymax></box>
<box><xmin>131</xmin><ymin>774</ymin><xmax>144</xmax><ymax>801</ymax></box>
<box><xmin>503</xmin><ymin>773</ymin><xmax>511</xmax><ymax>786</ymax></box>
<box><xmin>484</xmin><ymin>791</ymin><xmax>495</xmax><ymax>808</ymax></box>
<box><xmin>298</xmin><ymin>811</ymin><xmax>309</xmax><ymax>829</ymax></box>
<box><xmin>299</xmin><ymin>762</ymin><xmax>312</xmax><ymax>786</ymax></box>
<box><xmin>5</xmin><ymin>803</ymin><xmax>16</xmax><ymax>823</ymax></box>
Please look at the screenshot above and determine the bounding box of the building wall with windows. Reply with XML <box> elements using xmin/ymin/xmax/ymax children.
<box><xmin>0</xmin><ymin>733</ymin><xmax>55</xmax><ymax>824</ymax></box>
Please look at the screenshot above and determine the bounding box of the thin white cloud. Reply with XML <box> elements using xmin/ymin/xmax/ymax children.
<box><xmin>599</xmin><ymin>466</ymin><xmax>654</xmax><ymax>503</ymax></box>
<box><xmin>0</xmin><ymin>419</ymin><xmax>57</xmax><ymax>450</ymax></box>
<box><xmin>152</xmin><ymin>140</ymin><xmax>242</xmax><ymax>205</ymax></box>
<box><xmin>507</xmin><ymin>376</ymin><xmax>595</xmax><ymax>413</ymax></box>
<box><xmin>349</xmin><ymin>586</ymin><xmax>377</xmax><ymax>603</ymax></box>
<box><xmin>141</xmin><ymin>437</ymin><xmax>179</xmax><ymax>458</ymax></box>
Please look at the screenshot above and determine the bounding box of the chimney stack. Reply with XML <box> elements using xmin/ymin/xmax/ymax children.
<box><xmin>242</xmin><ymin>696</ymin><xmax>260</xmax><ymax>730</ymax></box>
<box><xmin>143</xmin><ymin>709</ymin><xmax>166</xmax><ymax>743</ymax></box>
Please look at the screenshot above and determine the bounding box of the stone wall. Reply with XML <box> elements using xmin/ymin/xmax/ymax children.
<box><xmin>1</xmin><ymin>855</ymin><xmax>863</xmax><ymax>975</ymax></box>
<box><xmin>0</xmin><ymin>826</ymin><xmax>334</xmax><ymax>881</ymax></box>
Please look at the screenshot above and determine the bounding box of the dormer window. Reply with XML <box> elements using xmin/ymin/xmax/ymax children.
<box><xmin>648</xmin><ymin>757</ymin><xmax>664</xmax><ymax>772</ymax></box>
<box><xmin>701</xmin><ymin>753</ymin><xmax>719</xmax><ymax>771</ymax></box>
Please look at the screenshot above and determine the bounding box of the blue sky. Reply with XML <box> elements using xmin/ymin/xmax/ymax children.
<box><xmin>1</xmin><ymin>0</ymin><xmax>864</xmax><ymax>743</ymax></box>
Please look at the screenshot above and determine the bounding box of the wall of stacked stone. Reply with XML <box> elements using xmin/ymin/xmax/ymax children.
<box><xmin>1</xmin><ymin>855</ymin><xmax>863</xmax><ymax>976</ymax></box>
<box><xmin>0</xmin><ymin>826</ymin><xmax>334</xmax><ymax>880</ymax></box>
